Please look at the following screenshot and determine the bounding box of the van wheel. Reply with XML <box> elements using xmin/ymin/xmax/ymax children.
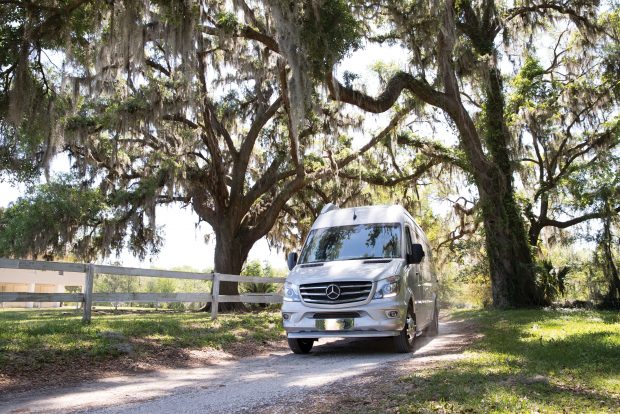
<box><xmin>394</xmin><ymin>304</ymin><xmax>416</xmax><ymax>353</ymax></box>
<box><xmin>426</xmin><ymin>302</ymin><xmax>439</xmax><ymax>337</ymax></box>
<box><xmin>288</xmin><ymin>338</ymin><xmax>313</xmax><ymax>354</ymax></box>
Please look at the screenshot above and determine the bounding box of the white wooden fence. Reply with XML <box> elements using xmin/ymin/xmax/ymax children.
<box><xmin>0</xmin><ymin>258</ymin><xmax>285</xmax><ymax>322</ymax></box>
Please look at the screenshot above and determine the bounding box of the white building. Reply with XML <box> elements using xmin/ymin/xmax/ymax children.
<box><xmin>0</xmin><ymin>268</ymin><xmax>85</xmax><ymax>308</ymax></box>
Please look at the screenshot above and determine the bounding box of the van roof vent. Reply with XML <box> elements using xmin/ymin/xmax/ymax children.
<box><xmin>320</xmin><ymin>203</ymin><xmax>338</xmax><ymax>214</ymax></box>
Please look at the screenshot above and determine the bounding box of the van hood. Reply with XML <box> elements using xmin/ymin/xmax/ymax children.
<box><xmin>287</xmin><ymin>259</ymin><xmax>404</xmax><ymax>284</ymax></box>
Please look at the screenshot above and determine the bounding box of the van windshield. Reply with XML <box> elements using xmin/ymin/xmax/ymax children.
<box><xmin>299</xmin><ymin>223</ymin><xmax>401</xmax><ymax>263</ymax></box>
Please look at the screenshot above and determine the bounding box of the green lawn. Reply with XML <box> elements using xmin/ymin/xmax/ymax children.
<box><xmin>395</xmin><ymin>309</ymin><xmax>620</xmax><ymax>413</ymax></box>
<box><xmin>0</xmin><ymin>308</ymin><xmax>284</xmax><ymax>376</ymax></box>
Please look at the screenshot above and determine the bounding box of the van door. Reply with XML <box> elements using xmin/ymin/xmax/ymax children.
<box><xmin>405</xmin><ymin>226</ymin><xmax>427</xmax><ymax>325</ymax></box>
<box><xmin>426</xmin><ymin>245</ymin><xmax>439</xmax><ymax>317</ymax></box>
<box><xmin>415</xmin><ymin>231</ymin><xmax>434</xmax><ymax>327</ymax></box>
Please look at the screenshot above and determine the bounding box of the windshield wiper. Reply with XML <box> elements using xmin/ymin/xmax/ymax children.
<box><xmin>301</xmin><ymin>262</ymin><xmax>324</xmax><ymax>267</ymax></box>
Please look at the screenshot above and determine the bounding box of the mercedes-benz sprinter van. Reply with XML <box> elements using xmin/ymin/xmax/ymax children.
<box><xmin>282</xmin><ymin>204</ymin><xmax>439</xmax><ymax>354</ymax></box>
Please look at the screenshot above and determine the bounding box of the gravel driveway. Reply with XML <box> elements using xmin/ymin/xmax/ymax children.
<box><xmin>1</xmin><ymin>316</ymin><xmax>477</xmax><ymax>414</ymax></box>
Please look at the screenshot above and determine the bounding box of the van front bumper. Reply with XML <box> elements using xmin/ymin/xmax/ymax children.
<box><xmin>281</xmin><ymin>298</ymin><xmax>407</xmax><ymax>338</ymax></box>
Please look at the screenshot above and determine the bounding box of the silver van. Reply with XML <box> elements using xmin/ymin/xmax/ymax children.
<box><xmin>282</xmin><ymin>204</ymin><xmax>439</xmax><ymax>354</ymax></box>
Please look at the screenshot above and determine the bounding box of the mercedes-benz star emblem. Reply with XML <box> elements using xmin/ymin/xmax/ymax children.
<box><xmin>325</xmin><ymin>284</ymin><xmax>341</xmax><ymax>300</ymax></box>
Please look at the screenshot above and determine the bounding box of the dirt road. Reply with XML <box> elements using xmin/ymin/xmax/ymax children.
<box><xmin>0</xmin><ymin>316</ymin><xmax>478</xmax><ymax>414</ymax></box>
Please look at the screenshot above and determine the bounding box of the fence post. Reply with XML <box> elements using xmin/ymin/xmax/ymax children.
<box><xmin>211</xmin><ymin>272</ymin><xmax>219</xmax><ymax>320</ymax></box>
<box><xmin>82</xmin><ymin>263</ymin><xmax>94</xmax><ymax>323</ymax></box>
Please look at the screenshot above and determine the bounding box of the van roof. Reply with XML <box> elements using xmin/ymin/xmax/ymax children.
<box><xmin>311</xmin><ymin>205</ymin><xmax>417</xmax><ymax>230</ymax></box>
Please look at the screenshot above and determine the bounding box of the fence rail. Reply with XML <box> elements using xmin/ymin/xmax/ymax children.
<box><xmin>0</xmin><ymin>258</ymin><xmax>285</xmax><ymax>322</ymax></box>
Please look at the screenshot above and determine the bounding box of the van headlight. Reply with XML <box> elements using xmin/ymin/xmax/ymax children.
<box><xmin>373</xmin><ymin>276</ymin><xmax>400</xmax><ymax>299</ymax></box>
<box><xmin>283</xmin><ymin>282</ymin><xmax>301</xmax><ymax>302</ymax></box>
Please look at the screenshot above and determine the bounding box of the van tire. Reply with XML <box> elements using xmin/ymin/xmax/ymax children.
<box><xmin>288</xmin><ymin>338</ymin><xmax>313</xmax><ymax>354</ymax></box>
<box><xmin>426</xmin><ymin>302</ymin><xmax>439</xmax><ymax>337</ymax></box>
<box><xmin>394</xmin><ymin>304</ymin><xmax>416</xmax><ymax>353</ymax></box>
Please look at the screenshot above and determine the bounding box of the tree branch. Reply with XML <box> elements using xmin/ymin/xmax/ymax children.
<box><xmin>339</xmin><ymin>161</ymin><xmax>436</xmax><ymax>187</ymax></box>
<box><xmin>231</xmin><ymin>96</ymin><xmax>283</xmax><ymax>200</ymax></box>
<box><xmin>334</xmin><ymin>108</ymin><xmax>408</xmax><ymax>169</ymax></box>
<box><xmin>278</xmin><ymin>61</ymin><xmax>303</xmax><ymax>176</ymax></box>
<box><xmin>327</xmin><ymin>71</ymin><xmax>452</xmax><ymax>114</ymax></box>
<box><xmin>505</xmin><ymin>1</ymin><xmax>595</xmax><ymax>29</ymax></box>
<box><xmin>539</xmin><ymin>205</ymin><xmax>620</xmax><ymax>229</ymax></box>
<box><xmin>244</xmin><ymin>174</ymin><xmax>306</xmax><ymax>243</ymax></box>
<box><xmin>397</xmin><ymin>133</ymin><xmax>469</xmax><ymax>171</ymax></box>
<box><xmin>145</xmin><ymin>58</ymin><xmax>171</xmax><ymax>77</ymax></box>
<box><xmin>203</xmin><ymin>24</ymin><xmax>279</xmax><ymax>54</ymax></box>
<box><xmin>162</xmin><ymin>114</ymin><xmax>198</xmax><ymax>129</ymax></box>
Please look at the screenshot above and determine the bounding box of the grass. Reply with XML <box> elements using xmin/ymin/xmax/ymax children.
<box><xmin>2</xmin><ymin>307</ymin><xmax>619</xmax><ymax>413</ymax></box>
<box><xmin>0</xmin><ymin>308</ymin><xmax>284</xmax><ymax>375</ymax></box>
<box><xmin>393</xmin><ymin>309</ymin><xmax>620</xmax><ymax>413</ymax></box>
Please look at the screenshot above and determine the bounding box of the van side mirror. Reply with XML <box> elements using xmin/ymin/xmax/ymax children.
<box><xmin>287</xmin><ymin>252</ymin><xmax>298</xmax><ymax>270</ymax></box>
<box><xmin>407</xmin><ymin>243</ymin><xmax>425</xmax><ymax>264</ymax></box>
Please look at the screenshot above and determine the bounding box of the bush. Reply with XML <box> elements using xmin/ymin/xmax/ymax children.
<box><xmin>240</xmin><ymin>260</ymin><xmax>284</xmax><ymax>308</ymax></box>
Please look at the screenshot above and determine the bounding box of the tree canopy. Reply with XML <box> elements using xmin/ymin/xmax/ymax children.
<box><xmin>0</xmin><ymin>0</ymin><xmax>618</xmax><ymax>309</ymax></box>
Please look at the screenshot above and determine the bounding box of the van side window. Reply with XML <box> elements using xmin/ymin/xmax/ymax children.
<box><xmin>404</xmin><ymin>226</ymin><xmax>413</xmax><ymax>256</ymax></box>
<box><xmin>414</xmin><ymin>228</ymin><xmax>422</xmax><ymax>243</ymax></box>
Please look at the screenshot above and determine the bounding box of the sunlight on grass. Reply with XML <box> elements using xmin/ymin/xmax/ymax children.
<box><xmin>0</xmin><ymin>309</ymin><xmax>285</xmax><ymax>374</ymax></box>
<box><xmin>396</xmin><ymin>309</ymin><xmax>620</xmax><ymax>414</ymax></box>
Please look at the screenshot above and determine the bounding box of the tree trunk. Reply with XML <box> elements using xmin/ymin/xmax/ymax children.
<box><xmin>528</xmin><ymin>223</ymin><xmax>543</xmax><ymax>247</ymax></box>
<box><xmin>214</xmin><ymin>236</ymin><xmax>245</xmax><ymax>279</ymax></box>
<box><xmin>476</xmin><ymin>65</ymin><xmax>544</xmax><ymax>308</ymax></box>
<box><xmin>197</xmin><ymin>222</ymin><xmax>252</xmax><ymax>313</ymax></box>
<box><xmin>528</xmin><ymin>190</ymin><xmax>550</xmax><ymax>247</ymax></box>
<box><xmin>478</xmin><ymin>178</ymin><xmax>544</xmax><ymax>308</ymax></box>
<box><xmin>602</xmin><ymin>217</ymin><xmax>620</xmax><ymax>308</ymax></box>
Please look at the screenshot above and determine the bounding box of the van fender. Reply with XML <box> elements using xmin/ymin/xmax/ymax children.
<box><xmin>405</xmin><ymin>289</ymin><xmax>417</xmax><ymax>317</ymax></box>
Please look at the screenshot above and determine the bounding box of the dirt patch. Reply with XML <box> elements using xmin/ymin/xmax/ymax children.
<box><xmin>252</xmin><ymin>316</ymin><xmax>482</xmax><ymax>414</ymax></box>
<box><xmin>0</xmin><ymin>338</ymin><xmax>289</xmax><ymax>395</ymax></box>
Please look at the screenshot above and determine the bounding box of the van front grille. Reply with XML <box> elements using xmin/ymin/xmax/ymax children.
<box><xmin>299</xmin><ymin>281</ymin><xmax>373</xmax><ymax>304</ymax></box>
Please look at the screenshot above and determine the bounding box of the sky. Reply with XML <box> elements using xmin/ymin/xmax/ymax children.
<box><xmin>0</xmin><ymin>42</ymin><xmax>410</xmax><ymax>272</ymax></box>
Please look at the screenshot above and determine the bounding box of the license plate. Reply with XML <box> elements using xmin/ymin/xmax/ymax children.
<box><xmin>316</xmin><ymin>318</ymin><xmax>354</xmax><ymax>331</ymax></box>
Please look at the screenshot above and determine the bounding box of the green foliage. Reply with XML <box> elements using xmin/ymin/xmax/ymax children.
<box><xmin>506</xmin><ymin>56</ymin><xmax>548</xmax><ymax>122</ymax></box>
<box><xmin>600</xmin><ymin>7</ymin><xmax>620</xmax><ymax>99</ymax></box>
<box><xmin>0</xmin><ymin>0</ymin><xmax>617</xmax><ymax>310</ymax></box>
<box><xmin>239</xmin><ymin>260</ymin><xmax>283</xmax><ymax>306</ymax></box>
<box><xmin>216</xmin><ymin>11</ymin><xmax>239</xmax><ymax>33</ymax></box>
<box><xmin>535</xmin><ymin>259</ymin><xmax>569</xmax><ymax>304</ymax></box>
<box><xmin>0</xmin><ymin>176</ymin><xmax>105</xmax><ymax>259</ymax></box>
<box><xmin>0</xmin><ymin>0</ymin><xmax>105</xmax><ymax>181</ymax></box>
<box><xmin>0</xmin><ymin>174</ymin><xmax>164</xmax><ymax>261</ymax></box>
<box><xmin>433</xmin><ymin>210</ymin><xmax>491</xmax><ymax>309</ymax></box>
<box><xmin>145</xmin><ymin>277</ymin><xmax>177</xmax><ymax>294</ymax></box>
<box><xmin>95</xmin><ymin>274</ymin><xmax>140</xmax><ymax>294</ymax></box>
<box><xmin>93</xmin><ymin>266</ymin><xmax>212</xmax><ymax>310</ymax></box>
<box><xmin>95</xmin><ymin>274</ymin><xmax>141</xmax><ymax>310</ymax></box>
<box><xmin>300</xmin><ymin>0</ymin><xmax>361</xmax><ymax>78</ymax></box>
<box><xmin>537</xmin><ymin>246</ymin><xmax>600</xmax><ymax>303</ymax></box>
<box><xmin>0</xmin><ymin>110</ymin><xmax>51</xmax><ymax>183</ymax></box>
